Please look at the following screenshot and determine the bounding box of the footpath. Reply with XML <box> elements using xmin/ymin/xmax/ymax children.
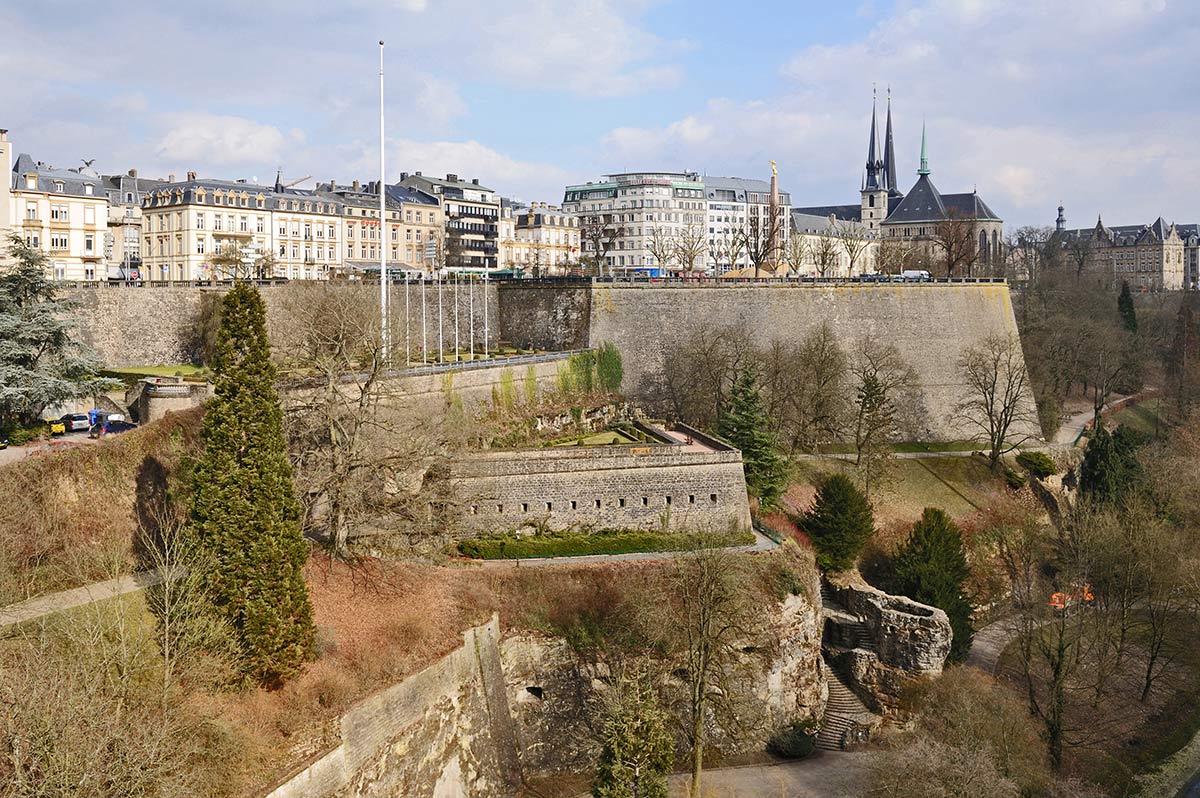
<box><xmin>0</xmin><ymin>570</ymin><xmax>164</xmax><ymax>630</ymax></box>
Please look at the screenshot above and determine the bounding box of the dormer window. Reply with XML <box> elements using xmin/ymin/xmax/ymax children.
<box><xmin>54</xmin><ymin>181</ymin><xmax>65</xmax><ymax>192</ymax></box>
<box><xmin>84</xmin><ymin>184</ymin><xmax>93</xmax><ymax>195</ymax></box>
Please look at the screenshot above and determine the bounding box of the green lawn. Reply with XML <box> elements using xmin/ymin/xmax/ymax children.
<box><xmin>103</xmin><ymin>364</ymin><xmax>208</xmax><ymax>380</ymax></box>
<box><xmin>815</xmin><ymin>440</ymin><xmax>981</xmax><ymax>455</ymax></box>
<box><xmin>550</xmin><ymin>430</ymin><xmax>638</xmax><ymax>447</ymax></box>
<box><xmin>1110</xmin><ymin>399</ymin><xmax>1163</xmax><ymax>438</ymax></box>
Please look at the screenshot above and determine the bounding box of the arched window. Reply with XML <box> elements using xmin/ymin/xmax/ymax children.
<box><xmin>992</xmin><ymin>230</ymin><xmax>1000</xmax><ymax>263</ymax></box>
<box><xmin>979</xmin><ymin>230</ymin><xmax>989</xmax><ymax>262</ymax></box>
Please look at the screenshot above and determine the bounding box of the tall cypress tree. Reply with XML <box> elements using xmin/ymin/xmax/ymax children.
<box><xmin>893</xmin><ymin>508</ymin><xmax>974</xmax><ymax>663</ymax></box>
<box><xmin>591</xmin><ymin>681</ymin><xmax>674</xmax><ymax>798</ymax></box>
<box><xmin>189</xmin><ymin>283</ymin><xmax>314</xmax><ymax>686</ymax></box>
<box><xmin>717</xmin><ymin>365</ymin><xmax>788</xmax><ymax>509</ymax></box>
<box><xmin>1118</xmin><ymin>281</ymin><xmax>1138</xmax><ymax>334</ymax></box>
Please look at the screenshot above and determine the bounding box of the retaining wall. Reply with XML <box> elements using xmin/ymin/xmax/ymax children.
<box><xmin>67</xmin><ymin>282</ymin><xmax>499</xmax><ymax>368</ymax></box>
<box><xmin>452</xmin><ymin>441</ymin><xmax>752</xmax><ymax>535</ymax></box>
<box><xmin>265</xmin><ymin>615</ymin><xmax>521</xmax><ymax>798</ymax></box>
<box><xmin>498</xmin><ymin>283</ymin><xmax>1040</xmax><ymax>441</ymax></box>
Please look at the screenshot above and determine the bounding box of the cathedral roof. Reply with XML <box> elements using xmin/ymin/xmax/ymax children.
<box><xmin>883</xmin><ymin>174</ymin><xmax>946</xmax><ymax>223</ymax></box>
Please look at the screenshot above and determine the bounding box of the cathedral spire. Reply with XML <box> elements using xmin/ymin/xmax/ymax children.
<box><xmin>883</xmin><ymin>87</ymin><xmax>898</xmax><ymax>194</ymax></box>
<box><xmin>917</xmin><ymin>121</ymin><xmax>930</xmax><ymax>176</ymax></box>
<box><xmin>864</xmin><ymin>88</ymin><xmax>882</xmax><ymax>191</ymax></box>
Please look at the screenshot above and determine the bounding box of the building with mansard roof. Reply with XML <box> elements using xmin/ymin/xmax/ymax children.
<box><xmin>793</xmin><ymin>93</ymin><xmax>1004</xmax><ymax>273</ymax></box>
<box><xmin>1056</xmin><ymin>205</ymin><xmax>1190</xmax><ymax>291</ymax></box>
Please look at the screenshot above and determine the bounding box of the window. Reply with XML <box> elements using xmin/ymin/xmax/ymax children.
<box><xmin>50</xmin><ymin>233</ymin><xmax>69</xmax><ymax>250</ymax></box>
<box><xmin>327</xmin><ymin>225</ymin><xmax>336</xmax><ymax>239</ymax></box>
<box><xmin>25</xmin><ymin>202</ymin><xmax>36</xmax><ymax>220</ymax></box>
<box><xmin>85</xmin><ymin>265</ymin><xmax>95</xmax><ymax>280</ymax></box>
<box><xmin>303</xmin><ymin>223</ymin><xmax>311</xmax><ymax>240</ymax></box>
<box><xmin>214</xmin><ymin>215</ymin><xmax>223</xmax><ymax>231</ymax></box>
<box><xmin>709</xmin><ymin>493</ymin><xmax>718</xmax><ymax>505</ymax></box>
<box><xmin>197</xmin><ymin>213</ymin><xmax>205</xmax><ymax>230</ymax></box>
<box><xmin>51</xmin><ymin>204</ymin><xmax>69</xmax><ymax>222</ymax></box>
<box><xmin>256</xmin><ymin>217</ymin><xmax>264</xmax><ymax>233</ymax></box>
<box><xmin>689</xmin><ymin>495</ymin><xmax>696</xmax><ymax>505</ymax></box>
<box><xmin>197</xmin><ymin>239</ymin><xmax>206</xmax><ymax>254</ymax></box>
<box><xmin>84</xmin><ymin>184</ymin><xmax>93</xmax><ymax>195</ymax></box>
<box><xmin>570</xmin><ymin>500</ymin><xmax>577</xmax><ymax>510</ymax></box>
<box><xmin>347</xmin><ymin>225</ymin><xmax>355</xmax><ymax>239</ymax></box>
<box><xmin>521</xmin><ymin>503</ymin><xmax>529</xmax><ymax>513</ymax></box>
<box><xmin>84</xmin><ymin>234</ymin><xmax>94</xmax><ymax>253</ymax></box>
<box><xmin>240</xmin><ymin>216</ymin><xmax>249</xmax><ymax>232</ymax></box>
<box><xmin>595</xmin><ymin>499</ymin><xmax>602</xmax><ymax>509</ymax></box>
<box><xmin>54</xmin><ymin>181</ymin><xmax>64</xmax><ymax>192</ymax></box>
<box><xmin>84</xmin><ymin>206</ymin><xmax>95</xmax><ymax>224</ymax></box>
<box><xmin>278</xmin><ymin>222</ymin><xmax>287</xmax><ymax>236</ymax></box>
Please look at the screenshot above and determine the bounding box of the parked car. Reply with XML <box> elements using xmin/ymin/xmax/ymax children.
<box><xmin>60</xmin><ymin>413</ymin><xmax>91</xmax><ymax>432</ymax></box>
<box><xmin>899</xmin><ymin>269</ymin><xmax>932</xmax><ymax>282</ymax></box>
<box><xmin>89</xmin><ymin>419</ymin><xmax>137</xmax><ymax>439</ymax></box>
<box><xmin>46</xmin><ymin>418</ymin><xmax>66</xmax><ymax>436</ymax></box>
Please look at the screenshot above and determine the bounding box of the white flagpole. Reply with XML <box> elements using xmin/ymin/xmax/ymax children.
<box><xmin>378</xmin><ymin>40</ymin><xmax>388</xmax><ymax>363</ymax></box>
<box><xmin>405</xmin><ymin>275</ymin><xmax>410</xmax><ymax>367</ymax></box>
<box><xmin>483</xmin><ymin>269</ymin><xmax>489</xmax><ymax>357</ymax></box>
<box><xmin>469</xmin><ymin>275</ymin><xmax>475</xmax><ymax>361</ymax></box>
<box><xmin>454</xmin><ymin>272</ymin><xmax>460</xmax><ymax>361</ymax></box>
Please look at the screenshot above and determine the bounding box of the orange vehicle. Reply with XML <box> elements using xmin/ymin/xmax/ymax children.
<box><xmin>1050</xmin><ymin>584</ymin><xmax>1095</xmax><ymax>610</ymax></box>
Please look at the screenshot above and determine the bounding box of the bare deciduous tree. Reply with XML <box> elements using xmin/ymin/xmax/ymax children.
<box><xmin>957</xmin><ymin>334</ymin><xmax>1037</xmax><ymax>468</ymax></box>
<box><xmin>738</xmin><ymin>211</ymin><xmax>784</xmax><ymax>278</ymax></box>
<box><xmin>809</xmin><ymin>228</ymin><xmax>842</xmax><ymax>278</ymax></box>
<box><xmin>833</xmin><ymin>219</ymin><xmax>873</xmax><ymax>277</ymax></box>
<box><xmin>647</xmin><ymin>225</ymin><xmax>677</xmax><ymax>276</ymax></box>
<box><xmin>783</xmin><ymin>234</ymin><xmax>809</xmax><ymax>275</ymax></box>
<box><xmin>581</xmin><ymin>213</ymin><xmax>621</xmax><ymax>277</ymax></box>
<box><xmin>934</xmin><ymin>210</ymin><xmax>981</xmax><ymax>279</ymax></box>
<box><xmin>675</xmin><ymin>222</ymin><xmax>707</xmax><ymax>275</ymax></box>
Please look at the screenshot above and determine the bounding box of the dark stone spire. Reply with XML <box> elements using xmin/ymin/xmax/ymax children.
<box><xmin>274</xmin><ymin>168</ymin><xmax>284</xmax><ymax>193</ymax></box>
<box><xmin>1056</xmin><ymin>203</ymin><xmax>1065</xmax><ymax>233</ymax></box>
<box><xmin>883</xmin><ymin>88</ymin><xmax>899</xmax><ymax>195</ymax></box>
<box><xmin>864</xmin><ymin>90</ymin><xmax>883</xmax><ymax>191</ymax></box>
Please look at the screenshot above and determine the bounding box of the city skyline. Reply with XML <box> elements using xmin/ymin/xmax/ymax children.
<box><xmin>3</xmin><ymin>0</ymin><xmax>1198</xmax><ymax>228</ymax></box>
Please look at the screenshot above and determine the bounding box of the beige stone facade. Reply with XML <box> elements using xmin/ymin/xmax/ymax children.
<box><xmin>3</xmin><ymin>135</ymin><xmax>110</xmax><ymax>280</ymax></box>
<box><xmin>1062</xmin><ymin>217</ymin><xmax>1187</xmax><ymax>291</ymax></box>
<box><xmin>506</xmin><ymin>203</ymin><xmax>580</xmax><ymax>276</ymax></box>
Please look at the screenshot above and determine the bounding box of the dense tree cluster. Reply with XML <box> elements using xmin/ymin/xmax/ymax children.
<box><xmin>892</xmin><ymin>508</ymin><xmax>974</xmax><ymax>662</ymax></box>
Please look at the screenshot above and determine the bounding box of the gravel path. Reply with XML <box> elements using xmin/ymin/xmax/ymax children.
<box><xmin>965</xmin><ymin>615</ymin><xmax>1022</xmax><ymax>674</ymax></box>
<box><xmin>0</xmin><ymin>571</ymin><xmax>164</xmax><ymax>630</ymax></box>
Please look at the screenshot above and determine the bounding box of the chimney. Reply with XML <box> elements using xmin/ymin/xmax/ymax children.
<box><xmin>0</xmin><ymin>129</ymin><xmax>7</xmax><ymax>140</ymax></box>
<box><xmin>168</xmin><ymin>173</ymin><xmax>175</xmax><ymax>183</ymax></box>
<box><xmin>415</xmin><ymin>171</ymin><xmax>422</xmax><ymax>177</ymax></box>
<box><xmin>472</xmin><ymin>178</ymin><xmax>480</xmax><ymax>185</ymax></box>
<box><xmin>400</xmin><ymin>171</ymin><xmax>408</xmax><ymax>181</ymax></box>
<box><xmin>446</xmin><ymin>173</ymin><xmax>458</xmax><ymax>182</ymax></box>
<box><xmin>186</xmin><ymin>170</ymin><xmax>196</xmax><ymax>181</ymax></box>
<box><xmin>352</xmin><ymin>179</ymin><xmax>360</xmax><ymax>191</ymax></box>
<box><xmin>128</xmin><ymin>168</ymin><xmax>137</xmax><ymax>177</ymax></box>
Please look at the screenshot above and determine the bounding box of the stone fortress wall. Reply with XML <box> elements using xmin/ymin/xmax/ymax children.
<box><xmin>66</xmin><ymin>282</ymin><xmax>500</xmax><ymax>368</ymax></box>
<box><xmin>497</xmin><ymin>282</ymin><xmax>1041</xmax><ymax>442</ymax></box>
<box><xmin>452</xmin><ymin>423</ymin><xmax>753</xmax><ymax>536</ymax></box>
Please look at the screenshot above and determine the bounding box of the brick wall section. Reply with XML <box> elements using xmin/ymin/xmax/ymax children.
<box><xmin>452</xmin><ymin>439</ymin><xmax>752</xmax><ymax>535</ymax></box>
<box><xmin>67</xmin><ymin>282</ymin><xmax>499</xmax><ymax>368</ymax></box>
<box><xmin>265</xmin><ymin>615</ymin><xmax>521</xmax><ymax>798</ymax></box>
<box><xmin>499</xmin><ymin>283</ymin><xmax>1040</xmax><ymax>442</ymax></box>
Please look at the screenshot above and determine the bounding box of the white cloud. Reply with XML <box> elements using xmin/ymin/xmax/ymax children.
<box><xmin>155</xmin><ymin>115</ymin><xmax>303</xmax><ymax>167</ymax></box>
<box><xmin>347</xmin><ymin>137</ymin><xmax>572</xmax><ymax>203</ymax></box>
<box><xmin>601</xmin><ymin>0</ymin><xmax>1200</xmax><ymax>226</ymax></box>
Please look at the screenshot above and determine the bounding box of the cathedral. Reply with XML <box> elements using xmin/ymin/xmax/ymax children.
<box><xmin>794</xmin><ymin>93</ymin><xmax>1004</xmax><ymax>272</ymax></box>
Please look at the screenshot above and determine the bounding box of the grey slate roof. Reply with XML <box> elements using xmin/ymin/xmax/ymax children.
<box><xmin>791</xmin><ymin>203</ymin><xmax>863</xmax><ymax>223</ymax></box>
<box><xmin>11</xmin><ymin>153</ymin><xmax>105</xmax><ymax>198</ymax></box>
<box><xmin>143</xmin><ymin>177</ymin><xmax>343</xmax><ymax>214</ymax></box>
<box><xmin>704</xmin><ymin>176</ymin><xmax>791</xmax><ymax>205</ymax></box>
<box><xmin>884</xmin><ymin>174</ymin><xmax>947</xmax><ymax>223</ymax></box>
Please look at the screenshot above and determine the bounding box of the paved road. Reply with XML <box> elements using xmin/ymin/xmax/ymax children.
<box><xmin>0</xmin><ymin>570</ymin><xmax>164</xmax><ymax>630</ymax></box>
<box><xmin>466</xmin><ymin>529</ymin><xmax>778</xmax><ymax>569</ymax></box>
<box><xmin>0</xmin><ymin>433</ymin><xmax>101</xmax><ymax>467</ymax></box>
<box><xmin>663</xmin><ymin>753</ymin><xmax>873</xmax><ymax>798</ymax></box>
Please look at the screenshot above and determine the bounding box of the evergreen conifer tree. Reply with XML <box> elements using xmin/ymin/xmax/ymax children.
<box><xmin>1118</xmin><ymin>281</ymin><xmax>1138</xmax><ymax>334</ymax></box>
<box><xmin>591</xmin><ymin>681</ymin><xmax>674</xmax><ymax>798</ymax></box>
<box><xmin>189</xmin><ymin>283</ymin><xmax>315</xmax><ymax>686</ymax></box>
<box><xmin>717</xmin><ymin>365</ymin><xmax>788</xmax><ymax>508</ymax></box>
<box><xmin>802</xmin><ymin>474</ymin><xmax>874</xmax><ymax>572</ymax></box>
<box><xmin>1078</xmin><ymin>423</ymin><xmax>1146</xmax><ymax>505</ymax></box>
<box><xmin>893</xmin><ymin>508</ymin><xmax>974</xmax><ymax>662</ymax></box>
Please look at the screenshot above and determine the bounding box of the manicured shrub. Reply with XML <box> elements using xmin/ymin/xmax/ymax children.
<box><xmin>801</xmin><ymin>474</ymin><xmax>875</xmax><ymax>572</ymax></box>
<box><xmin>458</xmin><ymin>528</ymin><xmax>754</xmax><ymax>559</ymax></box>
<box><xmin>1015</xmin><ymin>451</ymin><xmax>1057</xmax><ymax>479</ymax></box>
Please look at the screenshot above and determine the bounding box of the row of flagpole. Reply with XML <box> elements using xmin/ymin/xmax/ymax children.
<box><xmin>381</xmin><ymin>40</ymin><xmax>489</xmax><ymax>369</ymax></box>
<box><xmin>387</xmin><ymin>271</ymin><xmax>490</xmax><ymax>367</ymax></box>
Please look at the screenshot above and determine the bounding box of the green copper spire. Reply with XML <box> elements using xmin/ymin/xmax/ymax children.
<box><xmin>918</xmin><ymin>120</ymin><xmax>930</xmax><ymax>176</ymax></box>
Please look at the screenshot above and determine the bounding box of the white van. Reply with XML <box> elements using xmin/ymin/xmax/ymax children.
<box><xmin>899</xmin><ymin>270</ymin><xmax>931</xmax><ymax>282</ymax></box>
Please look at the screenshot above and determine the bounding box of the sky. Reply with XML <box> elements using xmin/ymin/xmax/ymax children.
<box><xmin>3</xmin><ymin>0</ymin><xmax>1198</xmax><ymax>228</ymax></box>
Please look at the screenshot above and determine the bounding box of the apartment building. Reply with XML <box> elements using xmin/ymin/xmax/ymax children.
<box><xmin>508</xmin><ymin>203</ymin><xmax>580</xmax><ymax>276</ymax></box>
<box><xmin>703</xmin><ymin>175</ymin><xmax>791</xmax><ymax>272</ymax></box>
<box><xmin>315</xmin><ymin>180</ymin><xmax>442</xmax><ymax>274</ymax></box>
<box><xmin>2</xmin><ymin>135</ymin><xmax>110</xmax><ymax>280</ymax></box>
<box><xmin>140</xmin><ymin>174</ymin><xmax>342</xmax><ymax>281</ymax></box>
<box><xmin>101</xmin><ymin>169</ymin><xmax>167</xmax><ymax>278</ymax></box>
<box><xmin>398</xmin><ymin>172</ymin><xmax>499</xmax><ymax>270</ymax></box>
<box><xmin>563</xmin><ymin>171</ymin><xmax>708</xmax><ymax>275</ymax></box>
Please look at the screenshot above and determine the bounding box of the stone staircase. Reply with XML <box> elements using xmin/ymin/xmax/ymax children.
<box><xmin>816</xmin><ymin>659</ymin><xmax>877</xmax><ymax>751</ymax></box>
<box><xmin>817</xmin><ymin>580</ymin><xmax>884</xmax><ymax>751</ymax></box>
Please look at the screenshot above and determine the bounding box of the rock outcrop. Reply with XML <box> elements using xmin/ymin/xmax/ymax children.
<box><xmin>822</xmin><ymin>572</ymin><xmax>952</xmax><ymax>715</ymax></box>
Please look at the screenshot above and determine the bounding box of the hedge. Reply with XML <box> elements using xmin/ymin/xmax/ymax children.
<box><xmin>458</xmin><ymin>527</ymin><xmax>754</xmax><ymax>559</ymax></box>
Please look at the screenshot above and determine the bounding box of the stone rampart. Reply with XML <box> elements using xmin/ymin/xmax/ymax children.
<box><xmin>498</xmin><ymin>283</ymin><xmax>1039</xmax><ymax>441</ymax></box>
<box><xmin>452</xmin><ymin>436</ymin><xmax>752</xmax><ymax>535</ymax></box>
<box><xmin>265</xmin><ymin>615</ymin><xmax>521</xmax><ymax>798</ymax></box>
<box><xmin>67</xmin><ymin>282</ymin><xmax>499</xmax><ymax>368</ymax></box>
